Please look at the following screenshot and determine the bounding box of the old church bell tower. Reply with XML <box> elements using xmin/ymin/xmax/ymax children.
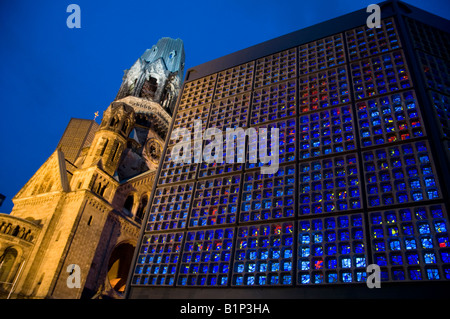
<box><xmin>0</xmin><ymin>37</ymin><xmax>184</xmax><ymax>299</ymax></box>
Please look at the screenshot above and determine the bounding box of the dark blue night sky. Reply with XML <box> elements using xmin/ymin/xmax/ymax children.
<box><xmin>0</xmin><ymin>0</ymin><xmax>449</xmax><ymax>213</ymax></box>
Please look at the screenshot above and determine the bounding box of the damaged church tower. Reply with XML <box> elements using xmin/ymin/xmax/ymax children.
<box><xmin>116</xmin><ymin>37</ymin><xmax>185</xmax><ymax>114</ymax></box>
<box><xmin>113</xmin><ymin>37</ymin><xmax>184</xmax><ymax>181</ymax></box>
<box><xmin>0</xmin><ymin>37</ymin><xmax>184</xmax><ymax>299</ymax></box>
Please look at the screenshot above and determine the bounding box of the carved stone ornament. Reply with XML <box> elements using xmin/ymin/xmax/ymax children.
<box><xmin>145</xmin><ymin>139</ymin><xmax>162</xmax><ymax>164</ymax></box>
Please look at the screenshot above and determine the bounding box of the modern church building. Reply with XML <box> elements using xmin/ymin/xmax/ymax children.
<box><xmin>126</xmin><ymin>0</ymin><xmax>450</xmax><ymax>298</ymax></box>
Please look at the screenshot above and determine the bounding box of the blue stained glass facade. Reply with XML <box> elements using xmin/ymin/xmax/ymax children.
<box><xmin>363</xmin><ymin>141</ymin><xmax>441</xmax><ymax>208</ymax></box>
<box><xmin>240</xmin><ymin>165</ymin><xmax>295</xmax><ymax>223</ymax></box>
<box><xmin>298</xmin><ymin>66</ymin><xmax>350</xmax><ymax>113</ymax></box>
<box><xmin>146</xmin><ymin>183</ymin><xmax>194</xmax><ymax>232</ymax></box>
<box><xmin>298</xmin><ymin>213</ymin><xmax>368</xmax><ymax>285</ymax></box>
<box><xmin>369</xmin><ymin>205</ymin><xmax>450</xmax><ymax>281</ymax></box>
<box><xmin>251</xmin><ymin>80</ymin><xmax>297</xmax><ymax>125</ymax></box>
<box><xmin>178</xmin><ymin>228</ymin><xmax>234</xmax><ymax>286</ymax></box>
<box><xmin>356</xmin><ymin>91</ymin><xmax>425</xmax><ymax>147</ymax></box>
<box><xmin>133</xmin><ymin>232</ymin><xmax>184</xmax><ymax>286</ymax></box>
<box><xmin>190</xmin><ymin>175</ymin><xmax>241</xmax><ymax>227</ymax></box>
<box><xmin>346</xmin><ymin>18</ymin><xmax>401</xmax><ymax>61</ymax></box>
<box><xmin>299</xmin><ymin>104</ymin><xmax>356</xmax><ymax>159</ymax></box>
<box><xmin>232</xmin><ymin>222</ymin><xmax>294</xmax><ymax>286</ymax></box>
<box><xmin>247</xmin><ymin>118</ymin><xmax>297</xmax><ymax>169</ymax></box>
<box><xmin>199</xmin><ymin>93</ymin><xmax>251</xmax><ymax>177</ymax></box>
<box><xmin>299</xmin><ymin>154</ymin><xmax>362</xmax><ymax>215</ymax></box>
<box><xmin>130</xmin><ymin>14</ymin><xmax>450</xmax><ymax>295</ymax></box>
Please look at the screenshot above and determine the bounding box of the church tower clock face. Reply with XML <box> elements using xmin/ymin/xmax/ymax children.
<box><xmin>145</xmin><ymin>138</ymin><xmax>162</xmax><ymax>164</ymax></box>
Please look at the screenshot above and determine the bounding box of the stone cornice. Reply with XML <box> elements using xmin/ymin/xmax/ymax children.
<box><xmin>117</xmin><ymin>96</ymin><xmax>171</xmax><ymax>126</ymax></box>
<box><xmin>12</xmin><ymin>192</ymin><xmax>64</xmax><ymax>208</ymax></box>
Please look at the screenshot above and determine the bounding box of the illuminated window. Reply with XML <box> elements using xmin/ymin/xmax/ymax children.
<box><xmin>254</xmin><ymin>49</ymin><xmax>297</xmax><ymax>88</ymax></box>
<box><xmin>299</xmin><ymin>154</ymin><xmax>362</xmax><ymax>215</ymax></box>
<box><xmin>298</xmin><ymin>66</ymin><xmax>350</xmax><ymax>112</ymax></box>
<box><xmin>299</xmin><ymin>105</ymin><xmax>355</xmax><ymax>159</ymax></box>
<box><xmin>298</xmin><ymin>34</ymin><xmax>345</xmax><ymax>75</ymax></box>
<box><xmin>178</xmin><ymin>228</ymin><xmax>234</xmax><ymax>286</ymax></box>
<box><xmin>199</xmin><ymin>93</ymin><xmax>250</xmax><ymax>177</ymax></box>
<box><xmin>406</xmin><ymin>17</ymin><xmax>450</xmax><ymax>62</ymax></box>
<box><xmin>158</xmin><ymin>104</ymin><xmax>210</xmax><ymax>185</ymax></box>
<box><xmin>247</xmin><ymin>118</ymin><xmax>296</xmax><ymax>168</ymax></box>
<box><xmin>208</xmin><ymin>92</ymin><xmax>251</xmax><ymax>129</ymax></box>
<box><xmin>346</xmin><ymin>18</ymin><xmax>401</xmax><ymax>61</ymax></box>
<box><xmin>215</xmin><ymin>62</ymin><xmax>255</xmax><ymax>100</ymax></box>
<box><xmin>232</xmin><ymin>222</ymin><xmax>294</xmax><ymax>286</ymax></box>
<box><xmin>190</xmin><ymin>175</ymin><xmax>241</xmax><ymax>227</ymax></box>
<box><xmin>357</xmin><ymin>91</ymin><xmax>424</xmax><ymax>147</ymax></box>
<box><xmin>351</xmin><ymin>50</ymin><xmax>412</xmax><ymax>100</ymax></box>
<box><xmin>417</xmin><ymin>50</ymin><xmax>450</xmax><ymax>96</ymax></box>
<box><xmin>369</xmin><ymin>205</ymin><xmax>450</xmax><ymax>282</ymax></box>
<box><xmin>430</xmin><ymin>91</ymin><xmax>450</xmax><ymax>139</ymax></box>
<box><xmin>133</xmin><ymin>232</ymin><xmax>183</xmax><ymax>286</ymax></box>
<box><xmin>298</xmin><ymin>214</ymin><xmax>367</xmax><ymax>284</ymax></box>
<box><xmin>240</xmin><ymin>165</ymin><xmax>295</xmax><ymax>223</ymax></box>
<box><xmin>146</xmin><ymin>184</ymin><xmax>193</xmax><ymax>232</ymax></box>
<box><xmin>178</xmin><ymin>74</ymin><xmax>216</xmax><ymax>111</ymax></box>
<box><xmin>251</xmin><ymin>80</ymin><xmax>297</xmax><ymax>125</ymax></box>
<box><xmin>363</xmin><ymin>141</ymin><xmax>440</xmax><ymax>208</ymax></box>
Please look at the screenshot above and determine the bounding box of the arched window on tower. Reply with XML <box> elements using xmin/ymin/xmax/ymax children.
<box><xmin>0</xmin><ymin>248</ymin><xmax>18</xmax><ymax>284</ymax></box>
<box><xmin>107</xmin><ymin>243</ymin><xmax>135</xmax><ymax>295</ymax></box>
<box><xmin>110</xmin><ymin>143</ymin><xmax>120</xmax><ymax>163</ymax></box>
<box><xmin>96</xmin><ymin>182</ymin><xmax>103</xmax><ymax>194</ymax></box>
<box><xmin>123</xmin><ymin>194</ymin><xmax>134</xmax><ymax>214</ymax></box>
<box><xmin>135</xmin><ymin>195</ymin><xmax>149</xmax><ymax>223</ymax></box>
<box><xmin>121</xmin><ymin>120</ymin><xmax>129</xmax><ymax>134</ymax></box>
<box><xmin>110</xmin><ymin>117</ymin><xmax>119</xmax><ymax>128</ymax></box>
<box><xmin>99</xmin><ymin>138</ymin><xmax>109</xmax><ymax>156</ymax></box>
<box><xmin>11</xmin><ymin>226</ymin><xmax>20</xmax><ymax>237</ymax></box>
<box><xmin>99</xmin><ymin>184</ymin><xmax>107</xmax><ymax>197</ymax></box>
